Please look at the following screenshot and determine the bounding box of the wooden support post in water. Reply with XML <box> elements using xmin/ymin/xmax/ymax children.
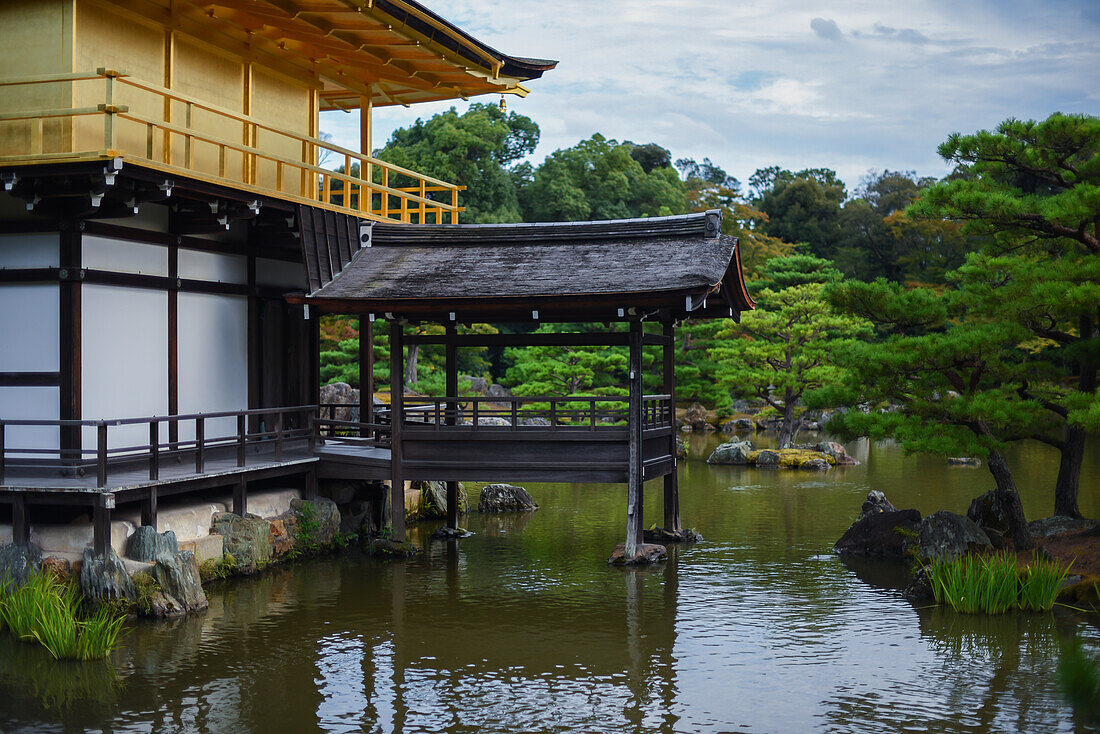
<box><xmin>390</xmin><ymin>324</ymin><xmax>406</xmax><ymax>542</ymax></box>
<box><xmin>141</xmin><ymin>488</ymin><xmax>157</xmax><ymax>529</ymax></box>
<box><xmin>445</xmin><ymin>325</ymin><xmax>459</xmax><ymax>530</ymax></box>
<box><xmin>361</xmin><ymin>318</ymin><xmax>374</xmax><ymax>438</ymax></box>
<box><xmin>663</xmin><ymin>320</ymin><xmax>681</xmax><ymax>532</ymax></box>
<box><xmin>233</xmin><ymin>476</ymin><xmax>247</xmax><ymax>516</ymax></box>
<box><xmin>625</xmin><ymin>320</ymin><xmax>644</xmax><ymax>558</ymax></box>
<box><xmin>12</xmin><ymin>496</ymin><xmax>28</xmax><ymax>547</ymax></box>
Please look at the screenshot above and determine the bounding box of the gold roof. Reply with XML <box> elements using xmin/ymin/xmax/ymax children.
<box><xmin>114</xmin><ymin>0</ymin><xmax>556</xmax><ymax>109</ymax></box>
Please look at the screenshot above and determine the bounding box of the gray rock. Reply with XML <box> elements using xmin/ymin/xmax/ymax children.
<box><xmin>151</xmin><ymin>550</ymin><xmax>208</xmax><ymax>617</ymax></box>
<box><xmin>364</xmin><ymin>538</ymin><xmax>420</xmax><ymax>558</ymax></box>
<box><xmin>411</xmin><ymin>481</ymin><xmax>469</xmax><ymax>520</ymax></box>
<box><xmin>319</xmin><ymin>382</ymin><xmax>361</xmax><ymax>423</ymax></box>
<box><xmin>734</xmin><ymin>418</ymin><xmax>755</xmax><ymax>431</ymax></box>
<box><xmin>339</xmin><ymin>499</ymin><xmax>374</xmax><ymax>536</ymax></box>
<box><xmin>967</xmin><ymin>490</ymin><xmax>1015</xmax><ymax>548</ymax></box>
<box><xmin>947</xmin><ymin>457</ymin><xmax>981</xmax><ymax>466</ymax></box>
<box><xmin>486</xmin><ymin>384</ymin><xmax>512</xmax><ymax>399</ymax></box>
<box><xmin>126</xmin><ymin>526</ymin><xmax>179</xmax><ymax>562</ymax></box>
<box><xmin>859</xmin><ymin>490</ymin><xmax>898</xmax><ymax>521</ymax></box>
<box><xmin>323</xmin><ymin>479</ymin><xmax>364</xmax><ymax>506</ymax></box>
<box><xmin>478</xmin><ymin>484</ymin><xmax>538</xmax><ymax>512</ymax></box>
<box><xmin>520</xmin><ymin>417</ymin><xmax>550</xmax><ymax>426</ymax></box>
<box><xmin>477</xmin><ymin>416</ymin><xmax>511</xmax><ymax>426</ymax></box>
<box><xmin>291</xmin><ymin>498</ymin><xmax>341</xmax><ymax>546</ymax></box>
<box><xmin>0</xmin><ymin>543</ymin><xmax>43</xmax><ymax>592</ymax></box>
<box><xmin>430</xmin><ymin>526</ymin><xmax>473</xmax><ymax>540</ymax></box>
<box><xmin>835</xmin><ymin>509</ymin><xmax>922</xmax><ymax>560</ymax></box>
<box><xmin>755</xmin><ymin>449</ymin><xmax>780</xmax><ymax>467</ymax></box>
<box><xmin>1028</xmin><ymin>516</ymin><xmax>1099</xmax><ymax>538</ymax></box>
<box><xmin>79</xmin><ymin>547</ymin><xmax>134</xmax><ymax>603</ymax></box>
<box><xmin>815</xmin><ymin>441</ymin><xmax>859</xmax><ymax>466</ymax></box>
<box><xmin>756</xmin><ymin>417</ymin><xmax>782</xmax><ymax>431</ymax></box>
<box><xmin>608</xmin><ymin>542</ymin><xmax>668</xmax><ymax>565</ymax></box>
<box><xmin>917</xmin><ymin>511</ymin><xmax>992</xmax><ymax>562</ymax></box>
<box><xmin>801</xmin><ymin>458</ymin><xmax>831</xmax><ymax>470</ymax></box>
<box><xmin>211</xmin><ymin>512</ymin><xmax>271</xmax><ymax>573</ymax></box>
<box><xmin>707</xmin><ymin>440</ymin><xmax>754</xmax><ymax>465</ymax></box>
<box><xmin>643</xmin><ymin>527</ymin><xmax>703</xmax><ymax>544</ymax></box>
<box><xmin>675</xmin><ymin>437</ymin><xmax>687</xmax><ymax>459</ymax></box>
<box><xmin>461</xmin><ymin>375</ymin><xmax>489</xmax><ymax>395</ymax></box>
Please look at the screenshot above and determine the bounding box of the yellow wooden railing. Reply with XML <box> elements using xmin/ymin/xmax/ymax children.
<box><xmin>0</xmin><ymin>69</ymin><xmax>463</xmax><ymax>224</ymax></box>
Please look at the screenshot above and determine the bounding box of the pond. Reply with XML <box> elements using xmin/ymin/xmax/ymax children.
<box><xmin>1</xmin><ymin>433</ymin><xmax>1098</xmax><ymax>733</ymax></box>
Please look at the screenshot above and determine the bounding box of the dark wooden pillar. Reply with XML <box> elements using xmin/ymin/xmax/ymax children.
<box><xmin>247</xmin><ymin>254</ymin><xmax>261</xmax><ymax>427</ymax></box>
<box><xmin>168</xmin><ymin>243</ymin><xmax>179</xmax><ymax>446</ymax></box>
<box><xmin>360</xmin><ymin>317</ymin><xmax>374</xmax><ymax>436</ymax></box>
<box><xmin>141</xmin><ymin>487</ymin><xmax>158</xmax><ymax>529</ymax></box>
<box><xmin>59</xmin><ymin>225</ymin><xmax>82</xmax><ymax>459</ymax></box>
<box><xmin>444</xmin><ymin>324</ymin><xmax>459</xmax><ymax>530</ymax></box>
<box><xmin>93</xmin><ymin>496</ymin><xmax>112</xmax><ymax>556</ymax></box>
<box><xmin>309</xmin><ymin>310</ymin><xmax>321</xmax><ymax>409</ymax></box>
<box><xmin>233</xmin><ymin>476</ymin><xmax>247</xmax><ymax>516</ymax></box>
<box><xmin>662</xmin><ymin>320</ymin><xmax>681</xmax><ymax>531</ymax></box>
<box><xmin>389</xmin><ymin>323</ymin><xmax>406</xmax><ymax>542</ymax></box>
<box><xmin>625</xmin><ymin>319</ymin><xmax>644</xmax><ymax>557</ymax></box>
<box><xmin>12</xmin><ymin>496</ymin><xmax>29</xmax><ymax>546</ymax></box>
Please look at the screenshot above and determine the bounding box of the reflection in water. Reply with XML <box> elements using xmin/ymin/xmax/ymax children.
<box><xmin>0</xmin><ymin>434</ymin><xmax>1097</xmax><ymax>733</ymax></box>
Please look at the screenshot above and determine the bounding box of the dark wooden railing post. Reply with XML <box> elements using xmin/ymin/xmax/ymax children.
<box><xmin>471</xmin><ymin>400</ymin><xmax>478</xmax><ymax>429</ymax></box>
<box><xmin>12</xmin><ymin>495</ymin><xmax>28</xmax><ymax>546</ymax></box>
<box><xmin>274</xmin><ymin>411</ymin><xmax>284</xmax><ymax>461</ymax></box>
<box><xmin>0</xmin><ymin>422</ymin><xmax>5</xmax><ymax>485</ymax></box>
<box><xmin>195</xmin><ymin>416</ymin><xmax>205</xmax><ymax>473</ymax></box>
<box><xmin>590</xmin><ymin>400</ymin><xmax>596</xmax><ymax>431</ymax></box>
<box><xmin>141</xmin><ymin>488</ymin><xmax>157</xmax><ymax>529</ymax></box>
<box><xmin>237</xmin><ymin>413</ymin><xmax>247</xmax><ymax>466</ymax></box>
<box><xmin>96</xmin><ymin>421</ymin><xmax>108</xmax><ymax>487</ymax></box>
<box><xmin>663</xmin><ymin>320</ymin><xmax>681</xmax><ymax>532</ymax></box>
<box><xmin>307</xmin><ymin>409</ymin><xmax>317</xmax><ymax>453</ymax></box>
<box><xmin>149</xmin><ymin>419</ymin><xmax>159</xmax><ymax>480</ymax></box>
<box><xmin>550</xmin><ymin>399</ymin><xmax>557</xmax><ymax>428</ymax></box>
<box><xmin>511</xmin><ymin>399</ymin><xmax>518</xmax><ymax>427</ymax></box>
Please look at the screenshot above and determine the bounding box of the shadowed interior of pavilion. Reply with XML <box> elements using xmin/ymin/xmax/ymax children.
<box><xmin>0</xmin><ymin>211</ymin><xmax>752</xmax><ymax>562</ymax></box>
<box><xmin>297</xmin><ymin>209</ymin><xmax>754</xmax><ymax>561</ymax></box>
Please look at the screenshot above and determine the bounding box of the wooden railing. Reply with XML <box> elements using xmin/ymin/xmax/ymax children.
<box><xmin>0</xmin><ymin>69</ymin><xmax>463</xmax><ymax>223</ymax></box>
<box><xmin>403</xmin><ymin>394</ymin><xmax>674</xmax><ymax>431</ymax></box>
<box><xmin>0</xmin><ymin>406</ymin><xmax>314</xmax><ymax>488</ymax></box>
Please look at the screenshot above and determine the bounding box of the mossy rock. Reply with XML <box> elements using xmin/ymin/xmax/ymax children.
<box><xmin>364</xmin><ymin>538</ymin><xmax>420</xmax><ymax>559</ymax></box>
<box><xmin>745</xmin><ymin>448</ymin><xmax>835</xmax><ymax>469</ymax></box>
<box><xmin>1058</xmin><ymin>575</ymin><xmax>1100</xmax><ymax>608</ymax></box>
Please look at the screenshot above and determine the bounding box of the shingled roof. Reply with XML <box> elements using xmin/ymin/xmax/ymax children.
<box><xmin>294</xmin><ymin>211</ymin><xmax>755</xmax><ymax>322</ymax></box>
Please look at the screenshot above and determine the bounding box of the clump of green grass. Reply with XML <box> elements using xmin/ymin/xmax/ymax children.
<box><xmin>198</xmin><ymin>553</ymin><xmax>238</xmax><ymax>582</ymax></box>
<box><xmin>925</xmin><ymin>551</ymin><xmax>1072</xmax><ymax>615</ymax></box>
<box><xmin>1019</xmin><ymin>553</ymin><xmax>1072</xmax><ymax>611</ymax></box>
<box><xmin>0</xmin><ymin>571</ymin><xmax>128</xmax><ymax>660</ymax></box>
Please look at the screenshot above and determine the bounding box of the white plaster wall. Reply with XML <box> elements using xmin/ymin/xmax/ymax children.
<box><xmin>81</xmin><ymin>285</ymin><xmax>169</xmax><ymax>450</ymax></box>
<box><xmin>0</xmin><ymin>283</ymin><xmax>58</xmax><ymax>371</ymax></box>
<box><xmin>0</xmin><ymin>386</ymin><xmax>59</xmax><ymax>455</ymax></box>
<box><xmin>0</xmin><ymin>233</ymin><xmax>59</xmax><ymax>267</ymax></box>
<box><xmin>179</xmin><ymin>249</ymin><xmax>246</xmax><ymax>284</ymax></box>
<box><xmin>83</xmin><ymin>235</ymin><xmax>168</xmax><ymax>276</ymax></box>
<box><xmin>257</xmin><ymin>257</ymin><xmax>305</xmax><ymax>290</ymax></box>
<box><xmin>177</xmin><ymin>292</ymin><xmax>247</xmax><ymax>441</ymax></box>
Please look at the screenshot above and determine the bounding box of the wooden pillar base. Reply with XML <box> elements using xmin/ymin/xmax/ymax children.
<box><xmin>304</xmin><ymin>469</ymin><xmax>319</xmax><ymax>500</ymax></box>
<box><xmin>389</xmin><ymin>477</ymin><xmax>406</xmax><ymax>542</ymax></box>
<box><xmin>141</xmin><ymin>487</ymin><xmax>158</xmax><ymax>529</ymax></box>
<box><xmin>93</xmin><ymin>503</ymin><xmax>111</xmax><ymax>557</ymax></box>
<box><xmin>233</xmin><ymin>476</ymin><xmax>248</xmax><ymax>516</ymax></box>
<box><xmin>12</xmin><ymin>496</ymin><xmax>29</xmax><ymax>547</ymax></box>
<box><xmin>445</xmin><ymin>480</ymin><xmax>459</xmax><ymax>529</ymax></box>
<box><xmin>663</xmin><ymin>471</ymin><xmax>681</xmax><ymax>532</ymax></box>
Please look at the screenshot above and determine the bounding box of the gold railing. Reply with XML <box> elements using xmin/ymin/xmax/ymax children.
<box><xmin>0</xmin><ymin>69</ymin><xmax>463</xmax><ymax>223</ymax></box>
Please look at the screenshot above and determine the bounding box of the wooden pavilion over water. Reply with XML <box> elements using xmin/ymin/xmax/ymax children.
<box><xmin>0</xmin><ymin>0</ymin><xmax>753</xmax><ymax>562</ymax></box>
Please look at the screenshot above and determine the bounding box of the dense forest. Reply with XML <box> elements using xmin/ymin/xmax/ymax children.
<box><xmin>319</xmin><ymin>107</ymin><xmax>1099</xmax><ymax>517</ymax></box>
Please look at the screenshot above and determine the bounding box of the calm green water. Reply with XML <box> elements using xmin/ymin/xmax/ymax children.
<box><xmin>1</xmin><ymin>433</ymin><xmax>1099</xmax><ymax>733</ymax></box>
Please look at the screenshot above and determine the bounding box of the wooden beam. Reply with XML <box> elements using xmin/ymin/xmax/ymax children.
<box><xmin>445</xmin><ymin>323</ymin><xmax>458</xmax><ymax>530</ymax></box>
<box><xmin>93</xmin><ymin>502</ymin><xmax>111</xmax><ymax>557</ymax></box>
<box><xmin>12</xmin><ymin>496</ymin><xmax>29</xmax><ymax>547</ymax></box>
<box><xmin>359</xmin><ymin>317</ymin><xmax>374</xmax><ymax>437</ymax></box>
<box><xmin>663</xmin><ymin>320</ymin><xmax>680</xmax><ymax>531</ymax></box>
<box><xmin>141</xmin><ymin>487</ymin><xmax>158</xmax><ymax>529</ymax></box>
<box><xmin>625</xmin><ymin>319</ymin><xmax>644</xmax><ymax>557</ymax></box>
<box><xmin>233</xmin><ymin>476</ymin><xmax>247</xmax><ymax>516</ymax></box>
<box><xmin>168</xmin><ymin>244</ymin><xmax>179</xmax><ymax>446</ymax></box>
<box><xmin>407</xmin><ymin>332</ymin><xmax>631</xmax><ymax>348</ymax></box>
<box><xmin>389</xmin><ymin>324</ymin><xmax>406</xmax><ymax>542</ymax></box>
<box><xmin>58</xmin><ymin>226</ymin><xmax>81</xmax><ymax>460</ymax></box>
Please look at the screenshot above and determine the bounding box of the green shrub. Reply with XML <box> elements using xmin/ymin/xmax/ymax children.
<box><xmin>0</xmin><ymin>572</ymin><xmax>128</xmax><ymax>660</ymax></box>
<box><xmin>131</xmin><ymin>572</ymin><xmax>160</xmax><ymax>616</ymax></box>
<box><xmin>199</xmin><ymin>553</ymin><xmax>238</xmax><ymax>582</ymax></box>
<box><xmin>1059</xmin><ymin>636</ymin><xmax>1100</xmax><ymax>723</ymax></box>
<box><xmin>925</xmin><ymin>552</ymin><xmax>1071</xmax><ymax>615</ymax></box>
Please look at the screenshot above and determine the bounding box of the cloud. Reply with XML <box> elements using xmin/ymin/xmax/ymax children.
<box><xmin>810</xmin><ymin>17</ymin><xmax>843</xmax><ymax>41</ymax></box>
<box><xmin>319</xmin><ymin>0</ymin><xmax>1100</xmax><ymax>193</ymax></box>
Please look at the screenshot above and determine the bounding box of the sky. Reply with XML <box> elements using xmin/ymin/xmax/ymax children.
<box><xmin>319</xmin><ymin>0</ymin><xmax>1100</xmax><ymax>194</ymax></box>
